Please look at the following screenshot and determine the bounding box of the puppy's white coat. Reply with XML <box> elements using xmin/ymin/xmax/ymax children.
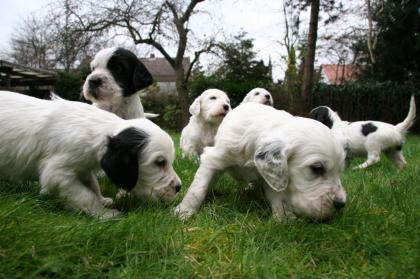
<box><xmin>309</xmin><ymin>96</ymin><xmax>416</xmax><ymax>169</ymax></box>
<box><xmin>0</xmin><ymin>91</ymin><xmax>181</xmax><ymax>218</ymax></box>
<box><xmin>180</xmin><ymin>89</ymin><xmax>231</xmax><ymax>159</ymax></box>
<box><xmin>175</xmin><ymin>103</ymin><xmax>347</xmax><ymax>221</ymax></box>
<box><xmin>242</xmin><ymin>88</ymin><xmax>273</xmax><ymax>106</ymax></box>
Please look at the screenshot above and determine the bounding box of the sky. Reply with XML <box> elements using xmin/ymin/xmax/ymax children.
<box><xmin>0</xmin><ymin>0</ymin><xmax>365</xmax><ymax>80</ymax></box>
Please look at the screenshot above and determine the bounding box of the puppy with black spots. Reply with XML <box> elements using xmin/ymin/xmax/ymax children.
<box><xmin>0</xmin><ymin>91</ymin><xmax>181</xmax><ymax>218</ymax></box>
<box><xmin>83</xmin><ymin>47</ymin><xmax>155</xmax><ymax>119</ymax></box>
<box><xmin>309</xmin><ymin>96</ymin><xmax>416</xmax><ymax>169</ymax></box>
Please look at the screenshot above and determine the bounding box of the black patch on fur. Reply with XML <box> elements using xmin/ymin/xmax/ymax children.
<box><xmin>308</xmin><ymin>106</ymin><xmax>334</xmax><ymax>129</ymax></box>
<box><xmin>396</xmin><ymin>144</ymin><xmax>403</xmax><ymax>151</ymax></box>
<box><xmin>108</xmin><ymin>48</ymin><xmax>153</xmax><ymax>96</ymax></box>
<box><xmin>101</xmin><ymin>128</ymin><xmax>149</xmax><ymax>191</ymax></box>
<box><xmin>361</xmin><ymin>122</ymin><xmax>378</xmax><ymax>136</ymax></box>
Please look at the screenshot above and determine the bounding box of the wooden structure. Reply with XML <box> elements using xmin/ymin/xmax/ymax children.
<box><xmin>0</xmin><ymin>60</ymin><xmax>56</xmax><ymax>98</ymax></box>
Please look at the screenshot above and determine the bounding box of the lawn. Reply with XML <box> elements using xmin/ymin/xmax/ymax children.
<box><xmin>0</xmin><ymin>134</ymin><xmax>419</xmax><ymax>278</ymax></box>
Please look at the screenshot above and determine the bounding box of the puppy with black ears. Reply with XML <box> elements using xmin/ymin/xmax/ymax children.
<box><xmin>0</xmin><ymin>91</ymin><xmax>181</xmax><ymax>218</ymax></box>
<box><xmin>83</xmin><ymin>47</ymin><xmax>155</xmax><ymax>119</ymax></box>
<box><xmin>180</xmin><ymin>89</ymin><xmax>231</xmax><ymax>159</ymax></box>
<box><xmin>242</xmin><ymin>88</ymin><xmax>274</xmax><ymax>106</ymax></box>
<box><xmin>309</xmin><ymin>96</ymin><xmax>416</xmax><ymax>169</ymax></box>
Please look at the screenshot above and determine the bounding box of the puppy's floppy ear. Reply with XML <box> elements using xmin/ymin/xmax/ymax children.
<box><xmin>101</xmin><ymin>128</ymin><xmax>149</xmax><ymax>192</ymax></box>
<box><xmin>189</xmin><ymin>96</ymin><xmax>201</xmax><ymax>116</ymax></box>
<box><xmin>254</xmin><ymin>140</ymin><xmax>292</xmax><ymax>192</ymax></box>
<box><xmin>133</xmin><ymin>61</ymin><xmax>153</xmax><ymax>91</ymax></box>
<box><xmin>308</xmin><ymin>107</ymin><xmax>333</xmax><ymax>129</ymax></box>
<box><xmin>242</xmin><ymin>93</ymin><xmax>251</xmax><ymax>103</ymax></box>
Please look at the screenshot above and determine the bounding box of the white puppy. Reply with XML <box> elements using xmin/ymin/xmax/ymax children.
<box><xmin>180</xmin><ymin>89</ymin><xmax>231</xmax><ymax>159</ymax></box>
<box><xmin>309</xmin><ymin>96</ymin><xmax>416</xmax><ymax>169</ymax></box>
<box><xmin>175</xmin><ymin>103</ymin><xmax>347</xmax><ymax>221</ymax></box>
<box><xmin>242</xmin><ymin>88</ymin><xmax>273</xmax><ymax>106</ymax></box>
<box><xmin>83</xmin><ymin>47</ymin><xmax>156</xmax><ymax>119</ymax></box>
<box><xmin>0</xmin><ymin>91</ymin><xmax>181</xmax><ymax>218</ymax></box>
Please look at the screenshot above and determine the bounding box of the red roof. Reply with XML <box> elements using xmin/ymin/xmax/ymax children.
<box><xmin>321</xmin><ymin>64</ymin><xmax>360</xmax><ymax>85</ymax></box>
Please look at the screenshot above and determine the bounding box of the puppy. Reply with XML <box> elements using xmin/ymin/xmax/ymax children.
<box><xmin>180</xmin><ymin>89</ymin><xmax>231</xmax><ymax>159</ymax></box>
<box><xmin>83</xmin><ymin>47</ymin><xmax>155</xmax><ymax>119</ymax></box>
<box><xmin>242</xmin><ymin>88</ymin><xmax>273</xmax><ymax>106</ymax></box>
<box><xmin>0</xmin><ymin>91</ymin><xmax>181</xmax><ymax>218</ymax></box>
<box><xmin>308</xmin><ymin>96</ymin><xmax>416</xmax><ymax>169</ymax></box>
<box><xmin>175</xmin><ymin>103</ymin><xmax>347</xmax><ymax>221</ymax></box>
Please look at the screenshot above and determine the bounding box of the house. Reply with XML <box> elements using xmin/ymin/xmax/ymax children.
<box><xmin>320</xmin><ymin>64</ymin><xmax>361</xmax><ymax>85</ymax></box>
<box><xmin>140</xmin><ymin>54</ymin><xmax>190</xmax><ymax>95</ymax></box>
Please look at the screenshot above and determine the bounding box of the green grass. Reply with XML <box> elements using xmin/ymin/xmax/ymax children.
<box><xmin>0</xmin><ymin>134</ymin><xmax>419</xmax><ymax>278</ymax></box>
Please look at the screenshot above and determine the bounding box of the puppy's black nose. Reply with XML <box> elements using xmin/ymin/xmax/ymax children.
<box><xmin>88</xmin><ymin>77</ymin><xmax>102</xmax><ymax>89</ymax></box>
<box><xmin>223</xmin><ymin>104</ymin><xmax>229</xmax><ymax>111</ymax></box>
<box><xmin>175</xmin><ymin>184</ymin><xmax>181</xmax><ymax>193</ymax></box>
<box><xmin>333</xmin><ymin>200</ymin><xmax>346</xmax><ymax>211</ymax></box>
<box><xmin>265</xmin><ymin>94</ymin><xmax>270</xmax><ymax>99</ymax></box>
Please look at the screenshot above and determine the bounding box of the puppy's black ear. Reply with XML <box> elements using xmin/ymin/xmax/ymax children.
<box><xmin>101</xmin><ymin>128</ymin><xmax>149</xmax><ymax>192</ymax></box>
<box><xmin>133</xmin><ymin>61</ymin><xmax>153</xmax><ymax>91</ymax></box>
<box><xmin>308</xmin><ymin>107</ymin><xmax>333</xmax><ymax>129</ymax></box>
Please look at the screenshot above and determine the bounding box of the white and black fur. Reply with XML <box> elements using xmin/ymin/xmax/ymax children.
<box><xmin>175</xmin><ymin>103</ymin><xmax>347</xmax><ymax>221</ymax></box>
<box><xmin>309</xmin><ymin>96</ymin><xmax>416</xmax><ymax>169</ymax></box>
<box><xmin>83</xmin><ymin>47</ymin><xmax>155</xmax><ymax>119</ymax></box>
<box><xmin>0</xmin><ymin>91</ymin><xmax>181</xmax><ymax>218</ymax></box>
<box><xmin>242</xmin><ymin>88</ymin><xmax>273</xmax><ymax>106</ymax></box>
<box><xmin>180</xmin><ymin>89</ymin><xmax>231</xmax><ymax>159</ymax></box>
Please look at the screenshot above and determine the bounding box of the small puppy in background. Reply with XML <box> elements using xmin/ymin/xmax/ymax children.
<box><xmin>0</xmin><ymin>91</ymin><xmax>181</xmax><ymax>218</ymax></box>
<box><xmin>175</xmin><ymin>103</ymin><xmax>347</xmax><ymax>221</ymax></box>
<box><xmin>83</xmin><ymin>47</ymin><xmax>155</xmax><ymax>119</ymax></box>
<box><xmin>309</xmin><ymin>96</ymin><xmax>416</xmax><ymax>169</ymax></box>
<box><xmin>180</xmin><ymin>89</ymin><xmax>231</xmax><ymax>159</ymax></box>
<box><xmin>242</xmin><ymin>88</ymin><xmax>273</xmax><ymax>106</ymax></box>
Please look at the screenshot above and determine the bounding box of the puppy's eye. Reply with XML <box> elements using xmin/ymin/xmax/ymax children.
<box><xmin>255</xmin><ymin>92</ymin><xmax>260</xmax><ymax>96</ymax></box>
<box><xmin>310</xmin><ymin>163</ymin><xmax>325</xmax><ymax>176</ymax></box>
<box><xmin>155</xmin><ymin>159</ymin><xmax>166</xmax><ymax>168</ymax></box>
<box><xmin>210</xmin><ymin>96</ymin><xmax>216</xmax><ymax>100</ymax></box>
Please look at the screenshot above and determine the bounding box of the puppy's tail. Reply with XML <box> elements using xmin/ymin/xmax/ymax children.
<box><xmin>396</xmin><ymin>95</ymin><xmax>416</xmax><ymax>135</ymax></box>
<box><xmin>145</xmin><ymin>113</ymin><xmax>159</xmax><ymax>118</ymax></box>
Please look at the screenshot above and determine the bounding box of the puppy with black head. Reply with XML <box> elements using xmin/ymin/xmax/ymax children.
<box><xmin>0</xmin><ymin>91</ymin><xmax>181</xmax><ymax>218</ymax></box>
<box><xmin>309</xmin><ymin>96</ymin><xmax>416</xmax><ymax>169</ymax></box>
<box><xmin>83</xmin><ymin>47</ymin><xmax>155</xmax><ymax>119</ymax></box>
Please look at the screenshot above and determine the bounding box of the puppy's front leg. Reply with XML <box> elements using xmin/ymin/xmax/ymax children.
<box><xmin>174</xmin><ymin>165</ymin><xmax>220</xmax><ymax>220</ymax></box>
<box><xmin>263</xmin><ymin>184</ymin><xmax>296</xmax><ymax>222</ymax></box>
<box><xmin>83</xmin><ymin>173</ymin><xmax>114</xmax><ymax>208</ymax></box>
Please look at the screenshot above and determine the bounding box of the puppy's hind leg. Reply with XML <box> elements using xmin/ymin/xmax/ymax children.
<box><xmin>386</xmin><ymin>149</ymin><xmax>407</xmax><ymax>169</ymax></box>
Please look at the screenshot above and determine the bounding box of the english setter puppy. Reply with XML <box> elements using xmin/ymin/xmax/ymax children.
<box><xmin>180</xmin><ymin>89</ymin><xmax>231</xmax><ymax>159</ymax></box>
<box><xmin>83</xmin><ymin>47</ymin><xmax>156</xmax><ymax>119</ymax></box>
<box><xmin>0</xmin><ymin>91</ymin><xmax>181</xmax><ymax>218</ymax></box>
<box><xmin>309</xmin><ymin>96</ymin><xmax>416</xmax><ymax>169</ymax></box>
<box><xmin>175</xmin><ymin>103</ymin><xmax>347</xmax><ymax>221</ymax></box>
<box><xmin>242</xmin><ymin>88</ymin><xmax>273</xmax><ymax>106</ymax></box>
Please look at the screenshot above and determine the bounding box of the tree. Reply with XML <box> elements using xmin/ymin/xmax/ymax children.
<box><xmin>66</xmin><ymin>0</ymin><xmax>216</xmax><ymax>126</ymax></box>
<box><xmin>300</xmin><ymin>0</ymin><xmax>344</xmax><ymax>106</ymax></box>
<box><xmin>189</xmin><ymin>33</ymin><xmax>273</xmax><ymax>106</ymax></box>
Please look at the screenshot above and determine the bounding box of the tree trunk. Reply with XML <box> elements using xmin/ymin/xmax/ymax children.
<box><xmin>175</xmin><ymin>67</ymin><xmax>190</xmax><ymax>127</ymax></box>
<box><xmin>301</xmin><ymin>0</ymin><xmax>320</xmax><ymax>108</ymax></box>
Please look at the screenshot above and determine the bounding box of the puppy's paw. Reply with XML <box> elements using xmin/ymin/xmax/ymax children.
<box><xmin>173</xmin><ymin>204</ymin><xmax>195</xmax><ymax>221</ymax></box>
<box><xmin>272</xmin><ymin>211</ymin><xmax>296</xmax><ymax>223</ymax></box>
<box><xmin>115</xmin><ymin>189</ymin><xmax>129</xmax><ymax>200</ymax></box>
<box><xmin>99</xmin><ymin>209</ymin><xmax>121</xmax><ymax>220</ymax></box>
<box><xmin>101</xmin><ymin>197</ymin><xmax>114</xmax><ymax>207</ymax></box>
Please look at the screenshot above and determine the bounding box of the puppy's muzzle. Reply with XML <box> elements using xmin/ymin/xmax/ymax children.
<box><xmin>333</xmin><ymin>200</ymin><xmax>346</xmax><ymax>211</ymax></box>
<box><xmin>88</xmin><ymin>77</ymin><xmax>103</xmax><ymax>89</ymax></box>
<box><xmin>223</xmin><ymin>104</ymin><xmax>230</xmax><ymax>111</ymax></box>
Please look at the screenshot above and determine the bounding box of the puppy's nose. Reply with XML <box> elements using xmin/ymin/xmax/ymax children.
<box><xmin>333</xmin><ymin>200</ymin><xmax>346</xmax><ymax>211</ymax></box>
<box><xmin>88</xmin><ymin>77</ymin><xmax>102</xmax><ymax>89</ymax></box>
<box><xmin>174</xmin><ymin>183</ymin><xmax>181</xmax><ymax>193</ymax></box>
<box><xmin>223</xmin><ymin>104</ymin><xmax>230</xmax><ymax>111</ymax></box>
<box><xmin>265</xmin><ymin>94</ymin><xmax>270</xmax><ymax>100</ymax></box>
